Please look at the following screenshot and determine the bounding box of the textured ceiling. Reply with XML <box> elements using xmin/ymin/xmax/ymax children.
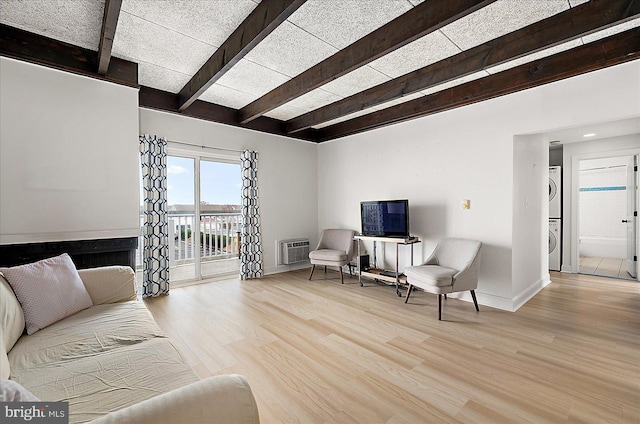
<box><xmin>1</xmin><ymin>0</ymin><xmax>637</xmax><ymax>134</ymax></box>
<box><xmin>0</xmin><ymin>0</ymin><xmax>105</xmax><ymax>50</ymax></box>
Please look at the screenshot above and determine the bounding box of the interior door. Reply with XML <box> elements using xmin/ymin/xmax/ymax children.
<box><xmin>625</xmin><ymin>155</ymin><xmax>638</xmax><ymax>278</ymax></box>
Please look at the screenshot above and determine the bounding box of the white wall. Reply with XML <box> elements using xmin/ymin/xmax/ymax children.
<box><xmin>0</xmin><ymin>57</ymin><xmax>140</xmax><ymax>244</ymax></box>
<box><xmin>512</xmin><ymin>134</ymin><xmax>550</xmax><ymax>308</ymax></box>
<box><xmin>562</xmin><ymin>134</ymin><xmax>640</xmax><ymax>272</ymax></box>
<box><xmin>138</xmin><ymin>109</ymin><xmax>319</xmax><ymax>274</ymax></box>
<box><xmin>318</xmin><ymin>60</ymin><xmax>640</xmax><ymax>311</ymax></box>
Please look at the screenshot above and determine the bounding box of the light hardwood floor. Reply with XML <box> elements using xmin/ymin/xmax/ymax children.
<box><xmin>144</xmin><ymin>270</ymin><xmax>640</xmax><ymax>423</ymax></box>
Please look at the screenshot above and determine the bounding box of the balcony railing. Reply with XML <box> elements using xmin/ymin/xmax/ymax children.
<box><xmin>137</xmin><ymin>212</ymin><xmax>242</xmax><ymax>269</ymax></box>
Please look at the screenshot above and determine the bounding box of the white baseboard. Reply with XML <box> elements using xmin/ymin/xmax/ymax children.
<box><xmin>448</xmin><ymin>277</ymin><xmax>550</xmax><ymax>312</ymax></box>
<box><xmin>422</xmin><ymin>289</ymin><xmax>512</xmax><ymax>311</ymax></box>
<box><xmin>512</xmin><ymin>276</ymin><xmax>550</xmax><ymax>311</ymax></box>
<box><xmin>448</xmin><ymin>291</ymin><xmax>514</xmax><ymax>312</ymax></box>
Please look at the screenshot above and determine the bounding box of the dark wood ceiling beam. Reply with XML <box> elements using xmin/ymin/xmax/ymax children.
<box><xmin>238</xmin><ymin>0</ymin><xmax>497</xmax><ymax>124</ymax></box>
<box><xmin>97</xmin><ymin>0</ymin><xmax>122</xmax><ymax>74</ymax></box>
<box><xmin>140</xmin><ymin>86</ymin><xmax>317</xmax><ymax>142</ymax></box>
<box><xmin>315</xmin><ymin>28</ymin><xmax>640</xmax><ymax>142</ymax></box>
<box><xmin>177</xmin><ymin>0</ymin><xmax>306</xmax><ymax>112</ymax></box>
<box><xmin>287</xmin><ymin>0</ymin><xmax>640</xmax><ymax>134</ymax></box>
<box><xmin>0</xmin><ymin>24</ymin><xmax>137</xmax><ymax>87</ymax></box>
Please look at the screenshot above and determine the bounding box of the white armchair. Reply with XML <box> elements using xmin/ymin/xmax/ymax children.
<box><xmin>308</xmin><ymin>229</ymin><xmax>356</xmax><ymax>284</ymax></box>
<box><xmin>404</xmin><ymin>238</ymin><xmax>482</xmax><ymax>320</ymax></box>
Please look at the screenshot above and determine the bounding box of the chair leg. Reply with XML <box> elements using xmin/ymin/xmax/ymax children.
<box><xmin>444</xmin><ymin>293</ymin><xmax>447</xmax><ymax>299</ymax></box>
<box><xmin>471</xmin><ymin>290</ymin><xmax>479</xmax><ymax>312</ymax></box>
<box><xmin>438</xmin><ymin>294</ymin><xmax>442</xmax><ymax>320</ymax></box>
<box><xmin>324</xmin><ymin>265</ymin><xmax>327</xmax><ymax>273</ymax></box>
<box><xmin>404</xmin><ymin>285</ymin><xmax>413</xmax><ymax>303</ymax></box>
<box><xmin>308</xmin><ymin>265</ymin><xmax>315</xmax><ymax>280</ymax></box>
<box><xmin>339</xmin><ymin>267</ymin><xmax>344</xmax><ymax>284</ymax></box>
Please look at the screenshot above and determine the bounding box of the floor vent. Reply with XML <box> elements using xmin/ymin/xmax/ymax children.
<box><xmin>281</xmin><ymin>239</ymin><xmax>310</xmax><ymax>264</ymax></box>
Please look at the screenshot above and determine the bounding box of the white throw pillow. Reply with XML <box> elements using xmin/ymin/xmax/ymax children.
<box><xmin>0</xmin><ymin>254</ymin><xmax>93</xmax><ymax>335</ymax></box>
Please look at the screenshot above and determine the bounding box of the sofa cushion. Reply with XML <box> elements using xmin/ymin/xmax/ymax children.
<box><xmin>8</xmin><ymin>301</ymin><xmax>198</xmax><ymax>424</ymax></box>
<box><xmin>0</xmin><ymin>254</ymin><xmax>93</xmax><ymax>335</ymax></box>
<box><xmin>77</xmin><ymin>266</ymin><xmax>137</xmax><ymax>305</ymax></box>
<box><xmin>0</xmin><ymin>275</ymin><xmax>25</xmax><ymax>379</ymax></box>
<box><xmin>0</xmin><ymin>379</ymin><xmax>39</xmax><ymax>402</ymax></box>
<box><xmin>0</xmin><ymin>339</ymin><xmax>8</xmax><ymax>381</ymax></box>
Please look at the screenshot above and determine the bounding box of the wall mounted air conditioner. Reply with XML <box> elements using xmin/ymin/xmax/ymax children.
<box><xmin>280</xmin><ymin>239</ymin><xmax>310</xmax><ymax>264</ymax></box>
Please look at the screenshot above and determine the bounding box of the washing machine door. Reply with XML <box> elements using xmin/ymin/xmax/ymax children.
<box><xmin>549</xmin><ymin>230</ymin><xmax>557</xmax><ymax>254</ymax></box>
<box><xmin>549</xmin><ymin>178</ymin><xmax>557</xmax><ymax>202</ymax></box>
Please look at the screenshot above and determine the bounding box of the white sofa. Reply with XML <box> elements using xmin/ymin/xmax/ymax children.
<box><xmin>1</xmin><ymin>265</ymin><xmax>260</xmax><ymax>424</ymax></box>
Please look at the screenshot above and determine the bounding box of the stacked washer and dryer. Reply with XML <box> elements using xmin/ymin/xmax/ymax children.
<box><xmin>549</xmin><ymin>166</ymin><xmax>562</xmax><ymax>271</ymax></box>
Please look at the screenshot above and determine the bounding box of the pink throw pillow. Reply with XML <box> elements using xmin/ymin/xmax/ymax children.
<box><xmin>0</xmin><ymin>254</ymin><xmax>93</xmax><ymax>335</ymax></box>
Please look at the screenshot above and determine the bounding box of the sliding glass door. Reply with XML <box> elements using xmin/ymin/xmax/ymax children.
<box><xmin>199</xmin><ymin>159</ymin><xmax>242</xmax><ymax>277</ymax></box>
<box><xmin>167</xmin><ymin>153</ymin><xmax>241</xmax><ymax>283</ymax></box>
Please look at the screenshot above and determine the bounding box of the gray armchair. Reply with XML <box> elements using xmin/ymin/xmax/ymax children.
<box><xmin>404</xmin><ymin>238</ymin><xmax>482</xmax><ymax>320</ymax></box>
<box><xmin>308</xmin><ymin>229</ymin><xmax>356</xmax><ymax>284</ymax></box>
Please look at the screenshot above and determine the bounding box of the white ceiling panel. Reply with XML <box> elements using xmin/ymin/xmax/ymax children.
<box><xmin>199</xmin><ymin>83</ymin><xmax>260</xmax><ymax>110</ymax></box>
<box><xmin>368</xmin><ymin>30</ymin><xmax>462</xmax><ymax>78</ymax></box>
<box><xmin>137</xmin><ymin>62</ymin><xmax>191</xmax><ymax>93</ymax></box>
<box><xmin>441</xmin><ymin>0</ymin><xmax>569</xmax><ymax>51</ymax></box>
<box><xmin>120</xmin><ymin>0</ymin><xmax>258</xmax><ymax>47</ymax></box>
<box><xmin>263</xmin><ymin>104</ymin><xmax>308</xmax><ymax>121</ymax></box>
<box><xmin>319</xmin><ymin>66</ymin><xmax>390</xmax><ymax>98</ymax></box>
<box><xmin>214</xmin><ymin>58</ymin><xmax>290</xmax><ymax>99</ymax></box>
<box><xmin>0</xmin><ymin>0</ymin><xmax>104</xmax><ymax>50</ymax></box>
<box><xmin>113</xmin><ymin>12</ymin><xmax>213</xmax><ymax>76</ymax></box>
<box><xmin>276</xmin><ymin>88</ymin><xmax>342</xmax><ymax>115</ymax></box>
<box><xmin>421</xmin><ymin>70</ymin><xmax>489</xmax><ymax>96</ymax></box>
<box><xmin>581</xmin><ymin>17</ymin><xmax>640</xmax><ymax>44</ymax></box>
<box><xmin>244</xmin><ymin>21</ymin><xmax>337</xmax><ymax>78</ymax></box>
<box><xmin>288</xmin><ymin>0</ymin><xmax>413</xmax><ymax>49</ymax></box>
<box><xmin>486</xmin><ymin>38</ymin><xmax>583</xmax><ymax>74</ymax></box>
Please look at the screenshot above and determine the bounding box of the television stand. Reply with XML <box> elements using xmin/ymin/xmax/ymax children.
<box><xmin>353</xmin><ymin>235</ymin><xmax>420</xmax><ymax>296</ymax></box>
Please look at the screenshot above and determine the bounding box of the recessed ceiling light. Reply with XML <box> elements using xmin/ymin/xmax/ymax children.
<box><xmin>583</xmin><ymin>133</ymin><xmax>596</xmax><ymax>137</ymax></box>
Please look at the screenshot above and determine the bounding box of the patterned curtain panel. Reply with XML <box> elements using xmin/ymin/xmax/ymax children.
<box><xmin>240</xmin><ymin>150</ymin><xmax>263</xmax><ymax>280</ymax></box>
<box><xmin>139</xmin><ymin>135</ymin><xmax>170</xmax><ymax>297</ymax></box>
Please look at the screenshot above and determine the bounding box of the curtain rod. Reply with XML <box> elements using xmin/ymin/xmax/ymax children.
<box><xmin>166</xmin><ymin>139</ymin><xmax>244</xmax><ymax>154</ymax></box>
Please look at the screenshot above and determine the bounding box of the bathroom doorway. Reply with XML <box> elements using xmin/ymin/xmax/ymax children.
<box><xmin>578</xmin><ymin>155</ymin><xmax>637</xmax><ymax>280</ymax></box>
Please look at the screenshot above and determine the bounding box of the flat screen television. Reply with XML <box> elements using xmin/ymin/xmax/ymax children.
<box><xmin>360</xmin><ymin>199</ymin><xmax>410</xmax><ymax>238</ymax></box>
